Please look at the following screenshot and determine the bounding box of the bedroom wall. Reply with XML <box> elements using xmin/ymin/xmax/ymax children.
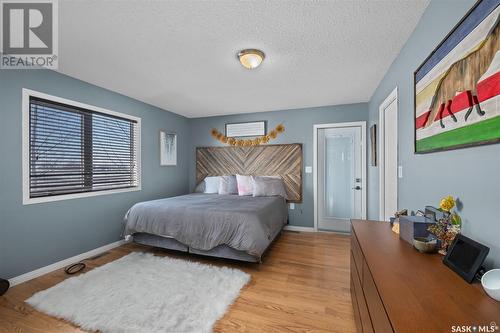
<box><xmin>0</xmin><ymin>70</ymin><xmax>190</xmax><ymax>279</ymax></box>
<box><xmin>188</xmin><ymin>104</ymin><xmax>369</xmax><ymax>228</ymax></box>
<box><xmin>367</xmin><ymin>0</ymin><xmax>500</xmax><ymax>268</ymax></box>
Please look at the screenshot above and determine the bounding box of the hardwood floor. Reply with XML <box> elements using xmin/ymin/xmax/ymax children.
<box><xmin>0</xmin><ymin>231</ymin><xmax>356</xmax><ymax>333</ymax></box>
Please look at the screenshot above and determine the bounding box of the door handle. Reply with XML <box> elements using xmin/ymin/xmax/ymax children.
<box><xmin>352</xmin><ymin>186</ymin><xmax>362</xmax><ymax>190</ymax></box>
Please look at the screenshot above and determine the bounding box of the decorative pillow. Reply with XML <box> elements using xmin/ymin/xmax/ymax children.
<box><xmin>193</xmin><ymin>180</ymin><xmax>205</xmax><ymax>193</ymax></box>
<box><xmin>204</xmin><ymin>176</ymin><xmax>221</xmax><ymax>194</ymax></box>
<box><xmin>236</xmin><ymin>174</ymin><xmax>254</xmax><ymax>196</ymax></box>
<box><xmin>252</xmin><ymin>176</ymin><xmax>288</xmax><ymax>199</ymax></box>
<box><xmin>218</xmin><ymin>175</ymin><xmax>238</xmax><ymax>195</ymax></box>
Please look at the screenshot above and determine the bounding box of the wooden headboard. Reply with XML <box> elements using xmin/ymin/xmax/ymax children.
<box><xmin>196</xmin><ymin>143</ymin><xmax>302</xmax><ymax>202</ymax></box>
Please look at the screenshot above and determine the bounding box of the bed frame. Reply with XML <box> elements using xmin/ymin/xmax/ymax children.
<box><xmin>196</xmin><ymin>143</ymin><xmax>303</xmax><ymax>202</ymax></box>
<box><xmin>133</xmin><ymin>224</ymin><xmax>283</xmax><ymax>263</ymax></box>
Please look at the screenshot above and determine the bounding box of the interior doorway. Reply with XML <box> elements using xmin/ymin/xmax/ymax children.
<box><xmin>314</xmin><ymin>122</ymin><xmax>367</xmax><ymax>233</ymax></box>
<box><xmin>379</xmin><ymin>87</ymin><xmax>398</xmax><ymax>221</ymax></box>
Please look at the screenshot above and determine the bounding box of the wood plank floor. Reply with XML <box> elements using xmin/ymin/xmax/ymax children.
<box><xmin>0</xmin><ymin>231</ymin><xmax>356</xmax><ymax>333</ymax></box>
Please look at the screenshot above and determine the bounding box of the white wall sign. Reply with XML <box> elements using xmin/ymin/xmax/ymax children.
<box><xmin>225</xmin><ymin>121</ymin><xmax>266</xmax><ymax>137</ymax></box>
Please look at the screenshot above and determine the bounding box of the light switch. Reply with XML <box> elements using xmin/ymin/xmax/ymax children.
<box><xmin>398</xmin><ymin>165</ymin><xmax>403</xmax><ymax>178</ymax></box>
<box><xmin>289</xmin><ymin>203</ymin><xmax>295</xmax><ymax>210</ymax></box>
<box><xmin>305</xmin><ymin>166</ymin><xmax>312</xmax><ymax>174</ymax></box>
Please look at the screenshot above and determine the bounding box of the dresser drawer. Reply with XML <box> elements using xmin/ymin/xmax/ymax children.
<box><xmin>351</xmin><ymin>231</ymin><xmax>364</xmax><ymax>280</ymax></box>
<box><xmin>351</xmin><ymin>253</ymin><xmax>374</xmax><ymax>333</ymax></box>
<box><xmin>350</xmin><ymin>278</ymin><xmax>362</xmax><ymax>333</ymax></box>
<box><xmin>362</xmin><ymin>259</ymin><xmax>393</xmax><ymax>333</ymax></box>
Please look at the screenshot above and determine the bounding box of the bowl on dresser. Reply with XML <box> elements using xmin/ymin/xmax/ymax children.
<box><xmin>482</xmin><ymin>269</ymin><xmax>500</xmax><ymax>301</ymax></box>
<box><xmin>413</xmin><ymin>237</ymin><xmax>437</xmax><ymax>253</ymax></box>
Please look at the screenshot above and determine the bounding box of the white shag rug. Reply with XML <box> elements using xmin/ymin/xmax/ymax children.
<box><xmin>26</xmin><ymin>252</ymin><xmax>250</xmax><ymax>333</ymax></box>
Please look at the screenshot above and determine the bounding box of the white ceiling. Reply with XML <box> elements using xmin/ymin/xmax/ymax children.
<box><xmin>58</xmin><ymin>0</ymin><xmax>429</xmax><ymax>118</ymax></box>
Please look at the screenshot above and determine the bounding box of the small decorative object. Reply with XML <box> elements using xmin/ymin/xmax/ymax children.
<box><xmin>481</xmin><ymin>269</ymin><xmax>500</xmax><ymax>301</ymax></box>
<box><xmin>160</xmin><ymin>131</ymin><xmax>177</xmax><ymax>166</ymax></box>
<box><xmin>399</xmin><ymin>215</ymin><xmax>435</xmax><ymax>245</ymax></box>
<box><xmin>424</xmin><ymin>205</ymin><xmax>446</xmax><ymax>222</ymax></box>
<box><xmin>370</xmin><ymin>124</ymin><xmax>377</xmax><ymax>166</ymax></box>
<box><xmin>390</xmin><ymin>209</ymin><xmax>407</xmax><ymax>234</ymax></box>
<box><xmin>412</xmin><ymin>237</ymin><xmax>437</xmax><ymax>254</ymax></box>
<box><xmin>427</xmin><ymin>195</ymin><xmax>462</xmax><ymax>255</ymax></box>
<box><xmin>414</xmin><ymin>0</ymin><xmax>500</xmax><ymax>153</ymax></box>
<box><xmin>212</xmin><ymin>123</ymin><xmax>285</xmax><ymax>146</ymax></box>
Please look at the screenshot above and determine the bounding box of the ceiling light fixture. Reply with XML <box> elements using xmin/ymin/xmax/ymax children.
<box><xmin>238</xmin><ymin>49</ymin><xmax>265</xmax><ymax>69</ymax></box>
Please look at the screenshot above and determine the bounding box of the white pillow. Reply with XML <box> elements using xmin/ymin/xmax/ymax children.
<box><xmin>236</xmin><ymin>174</ymin><xmax>253</xmax><ymax>196</ymax></box>
<box><xmin>218</xmin><ymin>175</ymin><xmax>238</xmax><ymax>195</ymax></box>
<box><xmin>252</xmin><ymin>176</ymin><xmax>288</xmax><ymax>199</ymax></box>
<box><xmin>204</xmin><ymin>176</ymin><xmax>221</xmax><ymax>194</ymax></box>
<box><xmin>236</xmin><ymin>175</ymin><xmax>281</xmax><ymax>196</ymax></box>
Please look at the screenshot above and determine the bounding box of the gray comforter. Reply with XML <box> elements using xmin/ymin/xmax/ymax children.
<box><xmin>123</xmin><ymin>193</ymin><xmax>288</xmax><ymax>257</ymax></box>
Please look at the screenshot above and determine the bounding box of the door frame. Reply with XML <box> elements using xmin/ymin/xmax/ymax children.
<box><xmin>313</xmin><ymin>121</ymin><xmax>367</xmax><ymax>232</ymax></box>
<box><xmin>378</xmin><ymin>87</ymin><xmax>398</xmax><ymax>221</ymax></box>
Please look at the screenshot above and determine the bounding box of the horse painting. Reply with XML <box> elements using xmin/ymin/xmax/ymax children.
<box><xmin>414</xmin><ymin>0</ymin><xmax>500</xmax><ymax>153</ymax></box>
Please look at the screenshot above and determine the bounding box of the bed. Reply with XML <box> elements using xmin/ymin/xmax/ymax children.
<box><xmin>123</xmin><ymin>143</ymin><xmax>302</xmax><ymax>262</ymax></box>
<box><xmin>123</xmin><ymin>193</ymin><xmax>288</xmax><ymax>262</ymax></box>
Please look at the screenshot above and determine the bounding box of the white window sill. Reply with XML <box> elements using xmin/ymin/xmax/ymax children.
<box><xmin>22</xmin><ymin>186</ymin><xmax>142</xmax><ymax>205</ymax></box>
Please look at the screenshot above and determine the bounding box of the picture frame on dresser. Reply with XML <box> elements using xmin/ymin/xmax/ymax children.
<box><xmin>443</xmin><ymin>234</ymin><xmax>490</xmax><ymax>283</ymax></box>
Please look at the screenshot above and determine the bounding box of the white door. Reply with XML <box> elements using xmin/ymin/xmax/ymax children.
<box><xmin>316</xmin><ymin>124</ymin><xmax>365</xmax><ymax>233</ymax></box>
<box><xmin>379</xmin><ymin>88</ymin><xmax>398</xmax><ymax>221</ymax></box>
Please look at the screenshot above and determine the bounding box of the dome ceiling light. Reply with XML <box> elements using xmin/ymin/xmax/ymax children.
<box><xmin>238</xmin><ymin>49</ymin><xmax>265</xmax><ymax>69</ymax></box>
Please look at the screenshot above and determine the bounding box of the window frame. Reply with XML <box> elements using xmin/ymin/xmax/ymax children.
<box><xmin>22</xmin><ymin>88</ymin><xmax>142</xmax><ymax>205</ymax></box>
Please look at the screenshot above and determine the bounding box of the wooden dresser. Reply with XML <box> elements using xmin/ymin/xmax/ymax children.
<box><xmin>351</xmin><ymin>220</ymin><xmax>500</xmax><ymax>333</ymax></box>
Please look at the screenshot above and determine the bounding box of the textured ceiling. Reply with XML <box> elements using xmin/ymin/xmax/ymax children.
<box><xmin>57</xmin><ymin>0</ymin><xmax>429</xmax><ymax>118</ymax></box>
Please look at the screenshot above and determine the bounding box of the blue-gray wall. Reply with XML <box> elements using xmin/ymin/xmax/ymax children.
<box><xmin>0</xmin><ymin>70</ymin><xmax>190</xmax><ymax>279</ymax></box>
<box><xmin>188</xmin><ymin>104</ymin><xmax>368</xmax><ymax>228</ymax></box>
<box><xmin>3</xmin><ymin>0</ymin><xmax>499</xmax><ymax>279</ymax></box>
<box><xmin>368</xmin><ymin>0</ymin><xmax>500</xmax><ymax>268</ymax></box>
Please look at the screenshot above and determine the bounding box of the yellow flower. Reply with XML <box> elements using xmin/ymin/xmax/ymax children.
<box><xmin>269</xmin><ymin>130</ymin><xmax>277</xmax><ymax>139</ymax></box>
<box><xmin>221</xmin><ymin>136</ymin><xmax>228</xmax><ymax>143</ymax></box>
<box><xmin>227</xmin><ymin>137</ymin><xmax>236</xmax><ymax>145</ymax></box>
<box><xmin>276</xmin><ymin>124</ymin><xmax>285</xmax><ymax>133</ymax></box>
<box><xmin>439</xmin><ymin>195</ymin><xmax>455</xmax><ymax>212</ymax></box>
<box><xmin>211</xmin><ymin>129</ymin><xmax>219</xmax><ymax>137</ymax></box>
<box><xmin>253</xmin><ymin>138</ymin><xmax>261</xmax><ymax>146</ymax></box>
<box><xmin>261</xmin><ymin>135</ymin><xmax>270</xmax><ymax>144</ymax></box>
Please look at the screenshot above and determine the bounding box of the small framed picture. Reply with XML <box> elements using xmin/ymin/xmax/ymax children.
<box><xmin>160</xmin><ymin>131</ymin><xmax>177</xmax><ymax>166</ymax></box>
<box><xmin>370</xmin><ymin>124</ymin><xmax>377</xmax><ymax>166</ymax></box>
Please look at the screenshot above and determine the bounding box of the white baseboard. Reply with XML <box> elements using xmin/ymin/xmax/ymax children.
<box><xmin>283</xmin><ymin>225</ymin><xmax>316</xmax><ymax>232</ymax></box>
<box><xmin>8</xmin><ymin>239</ymin><xmax>129</xmax><ymax>287</ymax></box>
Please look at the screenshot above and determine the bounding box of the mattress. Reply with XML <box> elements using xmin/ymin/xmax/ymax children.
<box><xmin>123</xmin><ymin>193</ymin><xmax>288</xmax><ymax>260</ymax></box>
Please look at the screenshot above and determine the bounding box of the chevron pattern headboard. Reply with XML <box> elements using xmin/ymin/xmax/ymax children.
<box><xmin>196</xmin><ymin>143</ymin><xmax>302</xmax><ymax>202</ymax></box>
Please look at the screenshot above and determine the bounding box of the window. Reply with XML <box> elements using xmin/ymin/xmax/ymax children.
<box><xmin>22</xmin><ymin>89</ymin><xmax>141</xmax><ymax>204</ymax></box>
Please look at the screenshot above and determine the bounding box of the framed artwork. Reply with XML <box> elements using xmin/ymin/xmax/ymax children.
<box><xmin>414</xmin><ymin>0</ymin><xmax>500</xmax><ymax>154</ymax></box>
<box><xmin>160</xmin><ymin>131</ymin><xmax>177</xmax><ymax>166</ymax></box>
<box><xmin>225</xmin><ymin>121</ymin><xmax>266</xmax><ymax>137</ymax></box>
<box><xmin>370</xmin><ymin>124</ymin><xmax>377</xmax><ymax>166</ymax></box>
